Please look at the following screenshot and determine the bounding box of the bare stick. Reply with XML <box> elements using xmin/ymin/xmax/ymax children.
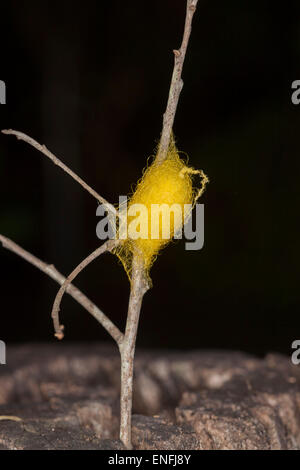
<box><xmin>156</xmin><ymin>0</ymin><xmax>199</xmax><ymax>163</ymax></box>
<box><xmin>51</xmin><ymin>239</ymin><xmax>119</xmax><ymax>341</ymax></box>
<box><xmin>1</xmin><ymin>129</ymin><xmax>117</xmax><ymax>217</ymax></box>
<box><xmin>0</xmin><ymin>234</ymin><xmax>123</xmax><ymax>346</ymax></box>
<box><xmin>118</xmin><ymin>0</ymin><xmax>199</xmax><ymax>448</ymax></box>
<box><xmin>119</xmin><ymin>254</ymin><xmax>150</xmax><ymax>449</ymax></box>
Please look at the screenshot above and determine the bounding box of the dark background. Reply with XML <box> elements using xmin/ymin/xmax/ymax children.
<box><xmin>1</xmin><ymin>0</ymin><xmax>299</xmax><ymax>356</ymax></box>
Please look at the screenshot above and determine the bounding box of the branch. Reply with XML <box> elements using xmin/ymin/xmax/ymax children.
<box><xmin>156</xmin><ymin>0</ymin><xmax>199</xmax><ymax>163</ymax></box>
<box><xmin>119</xmin><ymin>1</ymin><xmax>199</xmax><ymax>448</ymax></box>
<box><xmin>51</xmin><ymin>239</ymin><xmax>119</xmax><ymax>342</ymax></box>
<box><xmin>0</xmin><ymin>234</ymin><xmax>124</xmax><ymax>346</ymax></box>
<box><xmin>1</xmin><ymin>129</ymin><xmax>117</xmax><ymax>218</ymax></box>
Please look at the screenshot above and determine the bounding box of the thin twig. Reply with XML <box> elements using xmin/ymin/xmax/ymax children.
<box><xmin>1</xmin><ymin>129</ymin><xmax>117</xmax><ymax>217</ymax></box>
<box><xmin>156</xmin><ymin>0</ymin><xmax>199</xmax><ymax>163</ymax></box>
<box><xmin>0</xmin><ymin>234</ymin><xmax>123</xmax><ymax>345</ymax></box>
<box><xmin>51</xmin><ymin>239</ymin><xmax>119</xmax><ymax>341</ymax></box>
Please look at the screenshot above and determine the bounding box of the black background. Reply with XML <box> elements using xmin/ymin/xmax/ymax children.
<box><xmin>0</xmin><ymin>0</ymin><xmax>299</xmax><ymax>355</ymax></box>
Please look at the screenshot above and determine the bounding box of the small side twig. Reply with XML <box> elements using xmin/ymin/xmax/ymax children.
<box><xmin>0</xmin><ymin>234</ymin><xmax>123</xmax><ymax>346</ymax></box>
<box><xmin>156</xmin><ymin>0</ymin><xmax>199</xmax><ymax>163</ymax></box>
<box><xmin>51</xmin><ymin>239</ymin><xmax>119</xmax><ymax>341</ymax></box>
<box><xmin>1</xmin><ymin>129</ymin><xmax>117</xmax><ymax>217</ymax></box>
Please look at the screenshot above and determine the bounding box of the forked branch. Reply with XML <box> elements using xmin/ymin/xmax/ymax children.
<box><xmin>1</xmin><ymin>0</ymin><xmax>200</xmax><ymax>451</ymax></box>
<box><xmin>0</xmin><ymin>234</ymin><xmax>123</xmax><ymax>346</ymax></box>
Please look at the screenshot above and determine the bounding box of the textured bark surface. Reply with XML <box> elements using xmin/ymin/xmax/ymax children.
<box><xmin>0</xmin><ymin>344</ymin><xmax>299</xmax><ymax>450</ymax></box>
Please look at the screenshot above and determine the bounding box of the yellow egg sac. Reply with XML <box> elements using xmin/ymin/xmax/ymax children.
<box><xmin>114</xmin><ymin>139</ymin><xmax>208</xmax><ymax>281</ymax></box>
